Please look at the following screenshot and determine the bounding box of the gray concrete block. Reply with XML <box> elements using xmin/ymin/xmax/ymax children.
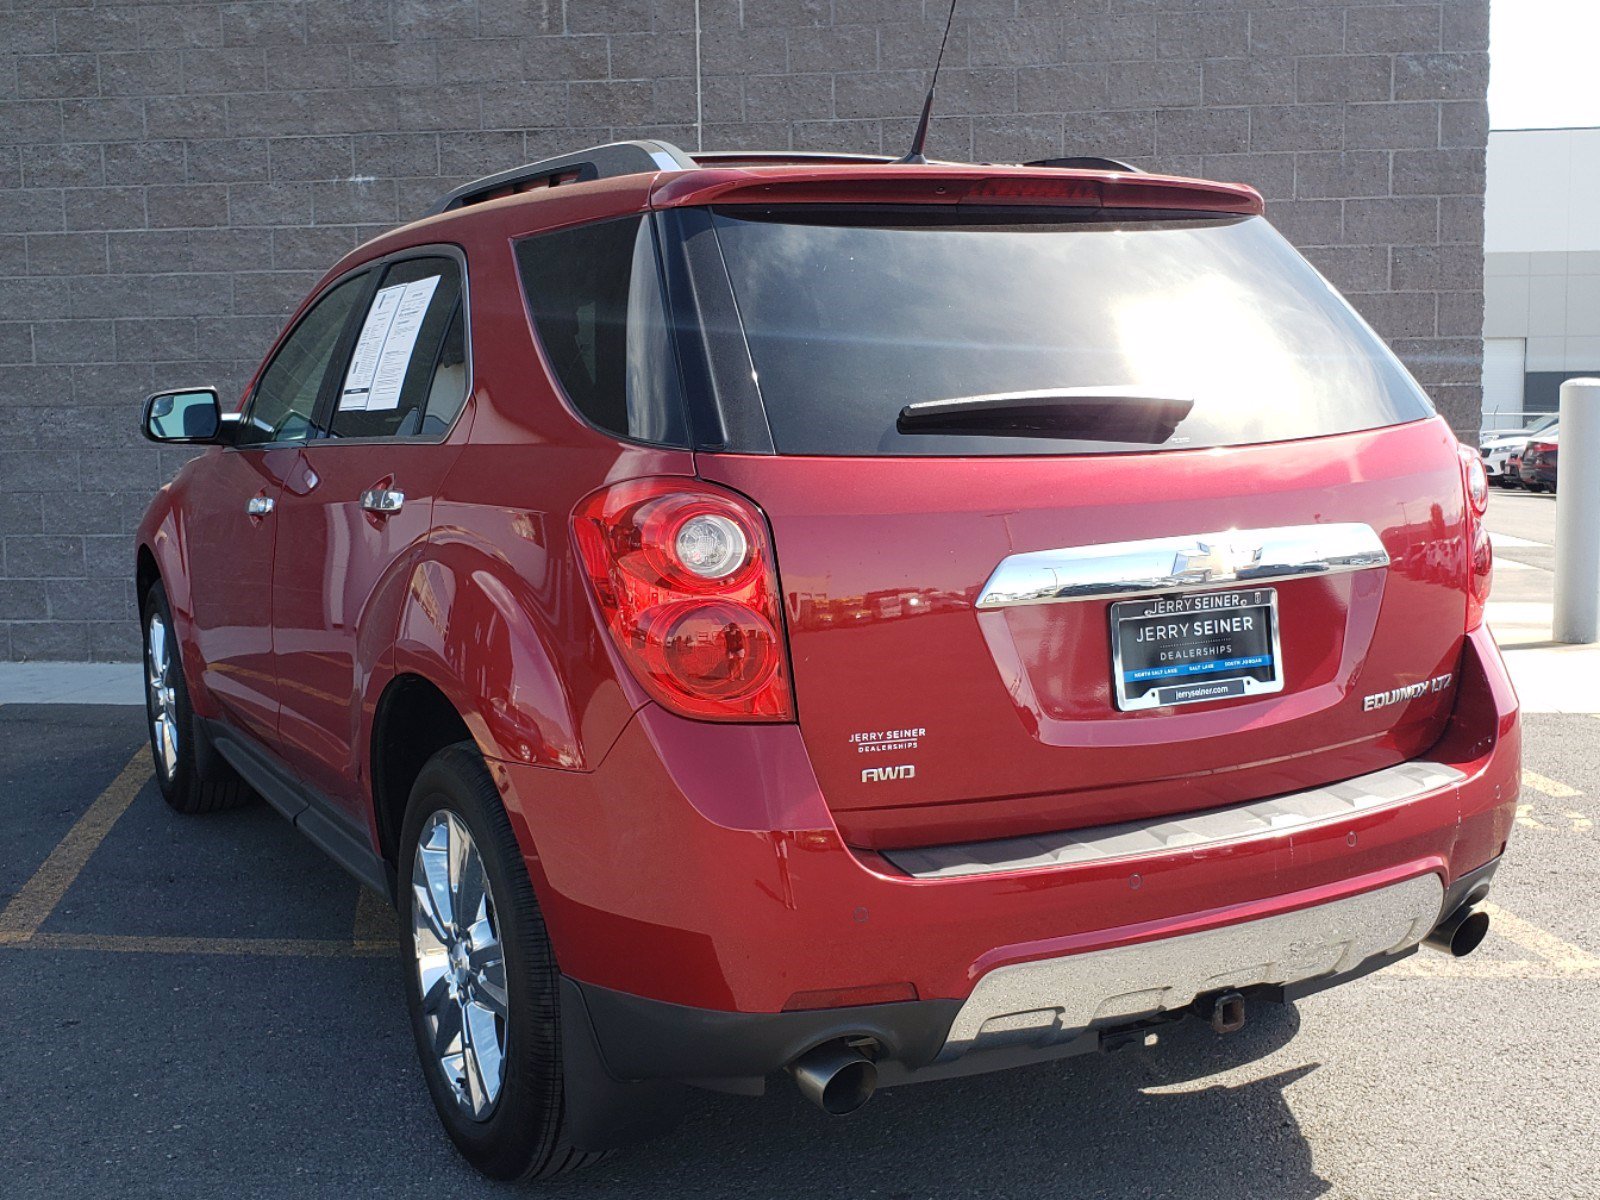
<box><xmin>1393</xmin><ymin>52</ymin><xmax>1488</xmax><ymax>102</ymax></box>
<box><xmin>1295</xmin><ymin>150</ymin><xmax>1391</xmax><ymax>200</ymax></box>
<box><xmin>1108</xmin><ymin>61</ymin><xmax>1202</xmax><ymax>109</ymax></box>
<box><xmin>139</xmin><ymin>6</ymin><xmax>225</xmax><ymax>50</ymax></box>
<box><xmin>104</xmin><ymin>141</ymin><xmax>189</xmax><ymax>187</ymax></box>
<box><xmin>1250</xmin><ymin>104</ymin><xmax>1343</xmax><ymax>152</ymax></box>
<box><xmin>33</xmin><ymin>320</ymin><xmax>115</xmax><ymax>365</ymax></box>
<box><xmin>1297</xmin><ymin>56</ymin><xmax>1394</xmax><ymax>105</ymax></box>
<box><xmin>1204</xmin><ymin>58</ymin><xmax>1295</xmax><ymax>107</ymax></box>
<box><xmin>100</xmin><ymin>51</ymin><xmax>186</xmax><ymax>98</ymax></box>
<box><xmin>147</xmin><ymin>184</ymin><xmax>231</xmax><ymax>229</ymax></box>
<box><xmin>63</xmin><ymin>188</ymin><xmax>148</xmax><ymax>233</ymax></box>
<box><xmin>1345</xmin><ymin>196</ymin><xmax>1441</xmax><ymax>246</ymax></box>
<box><xmin>183</xmin><ymin>48</ymin><xmax>270</xmax><ymax>95</ymax></box>
<box><xmin>26</xmin><ymin>232</ymin><xmax>109</xmax><ymax>276</ymax></box>
<box><xmin>1346</xmin><ymin>6</ymin><xmax>1444</xmax><ymax>55</ymax></box>
<box><xmin>1156</xmin><ymin>12</ymin><xmax>1249</xmax><ymax>60</ymax></box>
<box><xmin>1157</xmin><ymin>106</ymin><xmax>1248</xmax><ymax>155</ymax></box>
<box><xmin>1344</xmin><ymin>101</ymin><xmax>1441</xmax><ymax>151</ymax></box>
<box><xmin>21</xmin><ymin>145</ymin><xmax>104</xmax><ymax>190</ymax></box>
<box><xmin>789</xmin><ymin>26</ymin><xmax>879</xmax><ymax>74</ymax></box>
<box><xmin>268</xmin><ymin>136</ymin><xmax>356</xmax><ymax>182</ymax></box>
<box><xmin>5</xmin><ymin>534</ymin><xmax>87</xmax><ymax>577</ymax></box>
<box><xmin>17</xmin><ymin>55</ymin><xmax>101</xmax><ymax>101</ymax></box>
<box><xmin>8</xmin><ymin>620</ymin><xmax>91</xmax><ymax>661</ymax></box>
<box><xmin>746</xmin><ymin>75</ymin><xmax>837</xmax><ymax>123</ymax></box>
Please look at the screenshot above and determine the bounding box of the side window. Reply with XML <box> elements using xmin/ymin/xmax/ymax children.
<box><xmin>330</xmin><ymin>256</ymin><xmax>466</xmax><ymax>440</ymax></box>
<box><xmin>237</xmin><ymin>273</ymin><xmax>366</xmax><ymax>446</ymax></box>
<box><xmin>515</xmin><ymin>215</ymin><xmax>688</xmax><ymax>447</ymax></box>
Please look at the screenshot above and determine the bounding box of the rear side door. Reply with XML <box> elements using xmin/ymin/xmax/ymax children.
<box><xmin>269</xmin><ymin>251</ymin><xmax>471</xmax><ymax>818</ymax></box>
<box><xmin>184</xmin><ymin>273</ymin><xmax>368</xmax><ymax>744</ymax></box>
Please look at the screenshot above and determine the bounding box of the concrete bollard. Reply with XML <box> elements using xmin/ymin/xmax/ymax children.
<box><xmin>1553</xmin><ymin>378</ymin><xmax>1600</xmax><ymax>644</ymax></box>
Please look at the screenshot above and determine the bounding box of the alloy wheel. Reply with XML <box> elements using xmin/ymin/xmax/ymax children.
<box><xmin>411</xmin><ymin>810</ymin><xmax>509</xmax><ymax>1121</ymax></box>
<box><xmin>145</xmin><ymin>611</ymin><xmax>180</xmax><ymax>780</ymax></box>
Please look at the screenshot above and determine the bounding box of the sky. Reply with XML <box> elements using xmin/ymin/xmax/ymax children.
<box><xmin>1490</xmin><ymin>0</ymin><xmax>1600</xmax><ymax>129</ymax></box>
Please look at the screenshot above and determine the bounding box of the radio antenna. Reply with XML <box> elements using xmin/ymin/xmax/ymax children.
<box><xmin>895</xmin><ymin>0</ymin><xmax>959</xmax><ymax>164</ymax></box>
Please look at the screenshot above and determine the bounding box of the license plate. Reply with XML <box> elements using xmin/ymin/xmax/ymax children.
<box><xmin>1111</xmin><ymin>588</ymin><xmax>1283</xmax><ymax>711</ymax></box>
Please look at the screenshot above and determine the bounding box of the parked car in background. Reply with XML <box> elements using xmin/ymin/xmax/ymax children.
<box><xmin>1520</xmin><ymin>433</ymin><xmax>1560</xmax><ymax>491</ymax></box>
<box><xmin>1480</xmin><ymin>413</ymin><xmax>1557</xmax><ymax>485</ymax></box>
<box><xmin>134</xmin><ymin>140</ymin><xmax>1519</xmax><ymax>1181</ymax></box>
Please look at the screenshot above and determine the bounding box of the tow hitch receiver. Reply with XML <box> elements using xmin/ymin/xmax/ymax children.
<box><xmin>1202</xmin><ymin>990</ymin><xmax>1247</xmax><ymax>1035</ymax></box>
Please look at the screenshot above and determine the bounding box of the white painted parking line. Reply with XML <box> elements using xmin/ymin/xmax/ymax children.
<box><xmin>1489</xmin><ymin>531</ymin><xmax>1550</xmax><ymax>549</ymax></box>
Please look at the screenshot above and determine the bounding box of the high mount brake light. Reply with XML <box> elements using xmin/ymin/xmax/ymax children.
<box><xmin>573</xmin><ymin>478</ymin><xmax>794</xmax><ymax>721</ymax></box>
<box><xmin>1458</xmin><ymin>445</ymin><xmax>1492</xmax><ymax>630</ymax></box>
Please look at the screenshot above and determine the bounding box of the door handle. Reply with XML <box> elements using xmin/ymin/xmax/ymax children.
<box><xmin>360</xmin><ymin>488</ymin><xmax>405</xmax><ymax>514</ymax></box>
<box><xmin>246</xmin><ymin>495</ymin><xmax>275</xmax><ymax>516</ymax></box>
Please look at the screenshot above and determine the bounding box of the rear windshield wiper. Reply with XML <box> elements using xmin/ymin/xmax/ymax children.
<box><xmin>895</xmin><ymin>386</ymin><xmax>1195</xmax><ymax>444</ymax></box>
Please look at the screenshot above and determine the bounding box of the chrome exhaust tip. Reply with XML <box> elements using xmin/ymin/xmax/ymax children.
<box><xmin>1424</xmin><ymin>904</ymin><xmax>1490</xmax><ymax>958</ymax></box>
<box><xmin>788</xmin><ymin>1042</ymin><xmax>878</xmax><ymax>1115</ymax></box>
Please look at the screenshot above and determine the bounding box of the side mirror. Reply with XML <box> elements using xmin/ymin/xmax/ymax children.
<box><xmin>142</xmin><ymin>388</ymin><xmax>224</xmax><ymax>444</ymax></box>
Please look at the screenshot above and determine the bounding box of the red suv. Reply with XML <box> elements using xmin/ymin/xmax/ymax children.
<box><xmin>136</xmin><ymin>141</ymin><xmax>1519</xmax><ymax>1180</ymax></box>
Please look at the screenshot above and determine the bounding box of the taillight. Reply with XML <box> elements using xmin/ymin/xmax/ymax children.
<box><xmin>1458</xmin><ymin>445</ymin><xmax>1492</xmax><ymax>629</ymax></box>
<box><xmin>572</xmin><ymin>477</ymin><xmax>793</xmax><ymax>721</ymax></box>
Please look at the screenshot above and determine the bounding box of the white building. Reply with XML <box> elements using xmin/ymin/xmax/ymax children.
<box><xmin>1483</xmin><ymin>127</ymin><xmax>1600</xmax><ymax>430</ymax></box>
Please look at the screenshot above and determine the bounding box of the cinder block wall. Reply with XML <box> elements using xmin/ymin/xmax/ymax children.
<box><xmin>0</xmin><ymin>1</ymin><xmax>1490</xmax><ymax>661</ymax></box>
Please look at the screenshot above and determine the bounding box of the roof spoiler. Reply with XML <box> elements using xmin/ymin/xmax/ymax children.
<box><xmin>425</xmin><ymin>141</ymin><xmax>1249</xmax><ymax>221</ymax></box>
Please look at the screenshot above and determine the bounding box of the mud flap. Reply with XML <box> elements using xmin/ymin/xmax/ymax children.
<box><xmin>558</xmin><ymin>976</ymin><xmax>690</xmax><ymax>1152</ymax></box>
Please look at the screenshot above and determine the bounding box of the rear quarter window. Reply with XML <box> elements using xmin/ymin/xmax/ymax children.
<box><xmin>515</xmin><ymin>216</ymin><xmax>689</xmax><ymax>448</ymax></box>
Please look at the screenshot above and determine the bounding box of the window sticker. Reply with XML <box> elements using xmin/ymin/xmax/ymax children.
<box><xmin>340</xmin><ymin>275</ymin><xmax>441</xmax><ymax>412</ymax></box>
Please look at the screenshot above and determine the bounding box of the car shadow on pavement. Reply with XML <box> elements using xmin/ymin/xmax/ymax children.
<box><xmin>571</xmin><ymin>1002</ymin><xmax>1330</xmax><ymax>1199</ymax></box>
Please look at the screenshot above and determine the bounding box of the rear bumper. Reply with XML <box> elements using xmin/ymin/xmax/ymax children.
<box><xmin>561</xmin><ymin>855</ymin><xmax>1497</xmax><ymax>1093</ymax></box>
<box><xmin>493</xmin><ymin>622</ymin><xmax>1518</xmax><ymax>1076</ymax></box>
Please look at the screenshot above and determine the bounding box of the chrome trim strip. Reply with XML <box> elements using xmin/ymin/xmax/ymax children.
<box><xmin>975</xmin><ymin>522</ymin><xmax>1390</xmax><ymax>610</ymax></box>
<box><xmin>883</xmin><ymin>761</ymin><xmax>1466</xmax><ymax>880</ymax></box>
<box><xmin>936</xmin><ymin>873</ymin><xmax>1443</xmax><ymax>1061</ymax></box>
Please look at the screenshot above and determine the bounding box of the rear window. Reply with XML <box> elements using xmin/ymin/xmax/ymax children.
<box><xmin>707</xmin><ymin>208</ymin><xmax>1434</xmax><ymax>456</ymax></box>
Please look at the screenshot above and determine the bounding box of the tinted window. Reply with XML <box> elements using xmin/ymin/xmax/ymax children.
<box><xmin>330</xmin><ymin>256</ymin><xmax>466</xmax><ymax>440</ymax></box>
<box><xmin>238</xmin><ymin>274</ymin><xmax>365</xmax><ymax>446</ymax></box>
<box><xmin>515</xmin><ymin>216</ymin><xmax>688</xmax><ymax>446</ymax></box>
<box><xmin>707</xmin><ymin>209</ymin><xmax>1435</xmax><ymax>456</ymax></box>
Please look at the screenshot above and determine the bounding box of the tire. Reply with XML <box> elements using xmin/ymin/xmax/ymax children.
<box><xmin>141</xmin><ymin>580</ymin><xmax>252</xmax><ymax>814</ymax></box>
<box><xmin>398</xmin><ymin>743</ymin><xmax>604</xmax><ymax>1181</ymax></box>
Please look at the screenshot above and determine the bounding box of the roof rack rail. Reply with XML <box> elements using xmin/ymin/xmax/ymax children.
<box><xmin>1024</xmin><ymin>156</ymin><xmax>1143</xmax><ymax>173</ymax></box>
<box><xmin>688</xmin><ymin>150</ymin><xmax>896</xmax><ymax>167</ymax></box>
<box><xmin>427</xmin><ymin>139</ymin><xmax>698</xmax><ymax>216</ymax></box>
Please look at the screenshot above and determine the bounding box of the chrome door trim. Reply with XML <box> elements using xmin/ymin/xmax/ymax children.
<box><xmin>975</xmin><ymin>522</ymin><xmax>1389</xmax><ymax>610</ymax></box>
<box><xmin>246</xmin><ymin>495</ymin><xmax>275</xmax><ymax>516</ymax></box>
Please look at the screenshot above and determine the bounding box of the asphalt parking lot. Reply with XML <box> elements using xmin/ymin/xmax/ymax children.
<box><xmin>3</xmin><ymin>490</ymin><xmax>1597</xmax><ymax>1198</ymax></box>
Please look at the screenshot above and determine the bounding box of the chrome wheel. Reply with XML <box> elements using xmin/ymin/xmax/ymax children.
<box><xmin>145</xmin><ymin>611</ymin><xmax>180</xmax><ymax>780</ymax></box>
<box><xmin>412</xmin><ymin>811</ymin><xmax>509</xmax><ymax>1121</ymax></box>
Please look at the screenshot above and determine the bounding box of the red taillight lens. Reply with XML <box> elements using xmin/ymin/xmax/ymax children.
<box><xmin>1458</xmin><ymin>445</ymin><xmax>1493</xmax><ymax>629</ymax></box>
<box><xmin>573</xmin><ymin>478</ymin><xmax>793</xmax><ymax>721</ymax></box>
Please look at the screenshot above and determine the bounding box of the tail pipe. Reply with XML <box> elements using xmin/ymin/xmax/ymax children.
<box><xmin>1425</xmin><ymin>902</ymin><xmax>1491</xmax><ymax>958</ymax></box>
<box><xmin>788</xmin><ymin>1041</ymin><xmax>878</xmax><ymax>1115</ymax></box>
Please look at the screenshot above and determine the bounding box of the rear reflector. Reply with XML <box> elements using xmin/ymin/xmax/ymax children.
<box><xmin>782</xmin><ymin>982</ymin><xmax>920</xmax><ymax>1011</ymax></box>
